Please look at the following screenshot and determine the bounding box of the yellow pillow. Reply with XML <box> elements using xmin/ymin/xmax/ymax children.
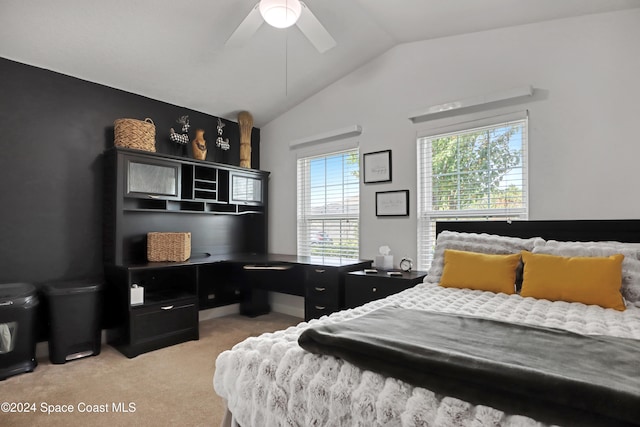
<box><xmin>520</xmin><ymin>251</ymin><xmax>625</xmax><ymax>311</ymax></box>
<box><xmin>439</xmin><ymin>249</ymin><xmax>520</xmax><ymax>295</ymax></box>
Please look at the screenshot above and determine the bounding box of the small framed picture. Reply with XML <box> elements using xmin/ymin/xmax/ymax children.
<box><xmin>363</xmin><ymin>150</ymin><xmax>392</xmax><ymax>183</ymax></box>
<box><xmin>376</xmin><ymin>190</ymin><xmax>409</xmax><ymax>217</ymax></box>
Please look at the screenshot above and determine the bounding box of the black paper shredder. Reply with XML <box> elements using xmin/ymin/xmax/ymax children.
<box><xmin>0</xmin><ymin>282</ymin><xmax>39</xmax><ymax>380</ymax></box>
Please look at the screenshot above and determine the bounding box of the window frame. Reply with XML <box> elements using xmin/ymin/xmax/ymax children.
<box><xmin>417</xmin><ymin>112</ymin><xmax>529</xmax><ymax>270</ymax></box>
<box><xmin>296</xmin><ymin>147</ymin><xmax>360</xmax><ymax>260</ymax></box>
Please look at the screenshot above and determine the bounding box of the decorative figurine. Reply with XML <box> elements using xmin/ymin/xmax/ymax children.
<box><xmin>170</xmin><ymin>115</ymin><xmax>190</xmax><ymax>156</ymax></box>
<box><xmin>170</xmin><ymin>115</ymin><xmax>190</xmax><ymax>144</ymax></box>
<box><xmin>170</xmin><ymin>128</ymin><xmax>190</xmax><ymax>145</ymax></box>
<box><xmin>237</xmin><ymin>111</ymin><xmax>253</xmax><ymax>168</ymax></box>
<box><xmin>192</xmin><ymin>129</ymin><xmax>207</xmax><ymax>160</ymax></box>
<box><xmin>216</xmin><ymin>118</ymin><xmax>230</xmax><ymax>150</ymax></box>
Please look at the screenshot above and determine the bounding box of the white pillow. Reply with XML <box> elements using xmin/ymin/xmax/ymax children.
<box><xmin>425</xmin><ymin>231</ymin><xmax>544</xmax><ymax>285</ymax></box>
<box><xmin>540</xmin><ymin>239</ymin><xmax>640</xmax><ymax>259</ymax></box>
<box><xmin>532</xmin><ymin>240</ymin><xmax>640</xmax><ymax>306</ymax></box>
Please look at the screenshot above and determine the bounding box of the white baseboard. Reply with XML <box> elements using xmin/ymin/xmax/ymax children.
<box><xmin>269</xmin><ymin>293</ymin><xmax>305</xmax><ymax>319</ymax></box>
<box><xmin>199</xmin><ymin>304</ymin><xmax>241</xmax><ymax>321</ymax></box>
<box><xmin>199</xmin><ymin>297</ymin><xmax>304</xmax><ymax>320</ymax></box>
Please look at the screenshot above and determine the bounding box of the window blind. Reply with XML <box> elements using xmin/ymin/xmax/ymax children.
<box><xmin>417</xmin><ymin>117</ymin><xmax>528</xmax><ymax>270</ymax></box>
<box><xmin>297</xmin><ymin>148</ymin><xmax>359</xmax><ymax>260</ymax></box>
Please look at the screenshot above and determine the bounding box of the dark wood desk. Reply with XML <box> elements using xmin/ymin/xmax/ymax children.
<box><xmin>104</xmin><ymin>254</ymin><xmax>371</xmax><ymax>357</ymax></box>
<box><xmin>234</xmin><ymin>254</ymin><xmax>371</xmax><ymax>319</ymax></box>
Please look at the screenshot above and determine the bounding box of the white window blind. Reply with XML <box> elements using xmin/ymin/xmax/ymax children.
<box><xmin>297</xmin><ymin>149</ymin><xmax>359</xmax><ymax>260</ymax></box>
<box><xmin>417</xmin><ymin>116</ymin><xmax>528</xmax><ymax>270</ymax></box>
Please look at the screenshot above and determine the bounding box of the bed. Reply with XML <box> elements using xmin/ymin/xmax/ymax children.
<box><xmin>213</xmin><ymin>220</ymin><xmax>640</xmax><ymax>427</ymax></box>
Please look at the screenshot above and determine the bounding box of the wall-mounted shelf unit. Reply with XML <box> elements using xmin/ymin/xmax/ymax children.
<box><xmin>106</xmin><ymin>147</ymin><xmax>267</xmax><ymax>216</ymax></box>
<box><xmin>103</xmin><ymin>147</ymin><xmax>270</xmax><ymax>266</ymax></box>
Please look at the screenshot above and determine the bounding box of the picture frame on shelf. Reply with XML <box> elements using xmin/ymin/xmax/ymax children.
<box><xmin>376</xmin><ymin>190</ymin><xmax>409</xmax><ymax>217</ymax></box>
<box><xmin>363</xmin><ymin>150</ymin><xmax>392</xmax><ymax>183</ymax></box>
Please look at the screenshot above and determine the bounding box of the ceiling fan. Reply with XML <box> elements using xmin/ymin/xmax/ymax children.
<box><xmin>226</xmin><ymin>0</ymin><xmax>337</xmax><ymax>53</ymax></box>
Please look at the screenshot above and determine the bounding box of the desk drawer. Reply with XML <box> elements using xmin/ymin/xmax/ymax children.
<box><xmin>305</xmin><ymin>280</ymin><xmax>339</xmax><ymax>303</ymax></box>
<box><xmin>305</xmin><ymin>301</ymin><xmax>339</xmax><ymax>320</ymax></box>
<box><xmin>304</xmin><ymin>266</ymin><xmax>341</xmax><ymax>321</ymax></box>
<box><xmin>306</xmin><ymin>266</ymin><xmax>339</xmax><ymax>287</ymax></box>
<box><xmin>132</xmin><ymin>301</ymin><xmax>198</xmax><ymax>343</ymax></box>
<box><xmin>243</xmin><ymin>264</ymin><xmax>304</xmax><ymax>296</ymax></box>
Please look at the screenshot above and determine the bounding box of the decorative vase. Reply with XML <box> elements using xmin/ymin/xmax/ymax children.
<box><xmin>192</xmin><ymin>129</ymin><xmax>207</xmax><ymax>160</ymax></box>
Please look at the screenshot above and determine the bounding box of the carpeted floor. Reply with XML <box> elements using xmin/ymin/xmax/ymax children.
<box><xmin>1</xmin><ymin>312</ymin><xmax>301</xmax><ymax>427</ymax></box>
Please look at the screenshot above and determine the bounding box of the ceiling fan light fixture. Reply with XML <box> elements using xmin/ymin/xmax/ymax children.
<box><xmin>259</xmin><ymin>0</ymin><xmax>302</xmax><ymax>29</ymax></box>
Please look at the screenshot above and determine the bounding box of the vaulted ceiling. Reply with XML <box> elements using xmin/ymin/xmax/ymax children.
<box><xmin>1</xmin><ymin>0</ymin><xmax>638</xmax><ymax>127</ymax></box>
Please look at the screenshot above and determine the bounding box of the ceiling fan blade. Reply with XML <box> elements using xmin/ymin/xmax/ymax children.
<box><xmin>225</xmin><ymin>3</ymin><xmax>264</xmax><ymax>47</ymax></box>
<box><xmin>296</xmin><ymin>2</ymin><xmax>336</xmax><ymax>53</ymax></box>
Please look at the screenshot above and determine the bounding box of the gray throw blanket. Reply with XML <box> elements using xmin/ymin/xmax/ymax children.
<box><xmin>298</xmin><ymin>307</ymin><xmax>640</xmax><ymax>427</ymax></box>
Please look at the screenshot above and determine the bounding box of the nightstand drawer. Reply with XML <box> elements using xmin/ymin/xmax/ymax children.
<box><xmin>345</xmin><ymin>271</ymin><xmax>427</xmax><ymax>308</ymax></box>
<box><xmin>345</xmin><ymin>281</ymin><xmax>398</xmax><ymax>307</ymax></box>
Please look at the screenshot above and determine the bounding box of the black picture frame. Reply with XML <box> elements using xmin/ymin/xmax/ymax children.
<box><xmin>363</xmin><ymin>150</ymin><xmax>392</xmax><ymax>183</ymax></box>
<box><xmin>376</xmin><ymin>190</ymin><xmax>409</xmax><ymax>217</ymax></box>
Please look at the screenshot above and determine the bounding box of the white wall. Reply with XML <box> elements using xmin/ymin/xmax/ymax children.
<box><xmin>261</xmin><ymin>9</ymin><xmax>640</xmax><ymax>276</ymax></box>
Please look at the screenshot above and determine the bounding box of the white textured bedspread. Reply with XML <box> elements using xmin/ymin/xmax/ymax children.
<box><xmin>213</xmin><ymin>283</ymin><xmax>640</xmax><ymax>427</ymax></box>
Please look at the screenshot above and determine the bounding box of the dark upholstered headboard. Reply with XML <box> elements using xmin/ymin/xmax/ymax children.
<box><xmin>436</xmin><ymin>220</ymin><xmax>640</xmax><ymax>243</ymax></box>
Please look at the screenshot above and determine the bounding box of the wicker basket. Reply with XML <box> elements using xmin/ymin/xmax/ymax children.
<box><xmin>147</xmin><ymin>232</ymin><xmax>191</xmax><ymax>262</ymax></box>
<box><xmin>114</xmin><ymin>118</ymin><xmax>156</xmax><ymax>152</ymax></box>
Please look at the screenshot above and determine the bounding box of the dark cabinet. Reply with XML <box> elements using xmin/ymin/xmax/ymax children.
<box><xmin>125</xmin><ymin>156</ymin><xmax>181</xmax><ymax>200</ymax></box>
<box><xmin>105</xmin><ymin>264</ymin><xmax>199</xmax><ymax>358</ymax></box>
<box><xmin>131</xmin><ymin>301</ymin><xmax>197</xmax><ymax>345</ymax></box>
<box><xmin>344</xmin><ymin>270</ymin><xmax>427</xmax><ymax>309</ymax></box>
<box><xmin>230</xmin><ymin>172</ymin><xmax>263</xmax><ymax>205</ymax></box>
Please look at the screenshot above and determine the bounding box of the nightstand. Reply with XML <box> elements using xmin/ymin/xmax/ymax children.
<box><xmin>344</xmin><ymin>270</ymin><xmax>428</xmax><ymax>308</ymax></box>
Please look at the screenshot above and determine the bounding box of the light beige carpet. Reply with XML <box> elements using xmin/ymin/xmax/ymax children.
<box><xmin>1</xmin><ymin>312</ymin><xmax>301</xmax><ymax>427</ymax></box>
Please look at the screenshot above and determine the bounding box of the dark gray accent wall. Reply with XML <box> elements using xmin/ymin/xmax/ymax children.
<box><xmin>0</xmin><ymin>57</ymin><xmax>260</xmax><ymax>284</ymax></box>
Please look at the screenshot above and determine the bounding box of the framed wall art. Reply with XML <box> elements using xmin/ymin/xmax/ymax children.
<box><xmin>363</xmin><ymin>150</ymin><xmax>391</xmax><ymax>183</ymax></box>
<box><xmin>376</xmin><ymin>190</ymin><xmax>409</xmax><ymax>217</ymax></box>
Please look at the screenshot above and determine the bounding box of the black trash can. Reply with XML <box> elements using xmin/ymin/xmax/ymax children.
<box><xmin>42</xmin><ymin>280</ymin><xmax>103</xmax><ymax>364</ymax></box>
<box><xmin>0</xmin><ymin>283</ymin><xmax>39</xmax><ymax>380</ymax></box>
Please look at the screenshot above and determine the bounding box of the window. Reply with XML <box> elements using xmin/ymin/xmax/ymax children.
<box><xmin>297</xmin><ymin>149</ymin><xmax>359</xmax><ymax>259</ymax></box>
<box><xmin>417</xmin><ymin>116</ymin><xmax>528</xmax><ymax>269</ymax></box>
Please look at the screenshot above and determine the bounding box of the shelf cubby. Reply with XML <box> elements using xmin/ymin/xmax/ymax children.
<box><xmin>124</xmin><ymin>198</ymin><xmax>168</xmax><ymax>211</ymax></box>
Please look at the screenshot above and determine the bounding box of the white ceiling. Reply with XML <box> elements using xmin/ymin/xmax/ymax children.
<box><xmin>1</xmin><ymin>0</ymin><xmax>639</xmax><ymax>127</ymax></box>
